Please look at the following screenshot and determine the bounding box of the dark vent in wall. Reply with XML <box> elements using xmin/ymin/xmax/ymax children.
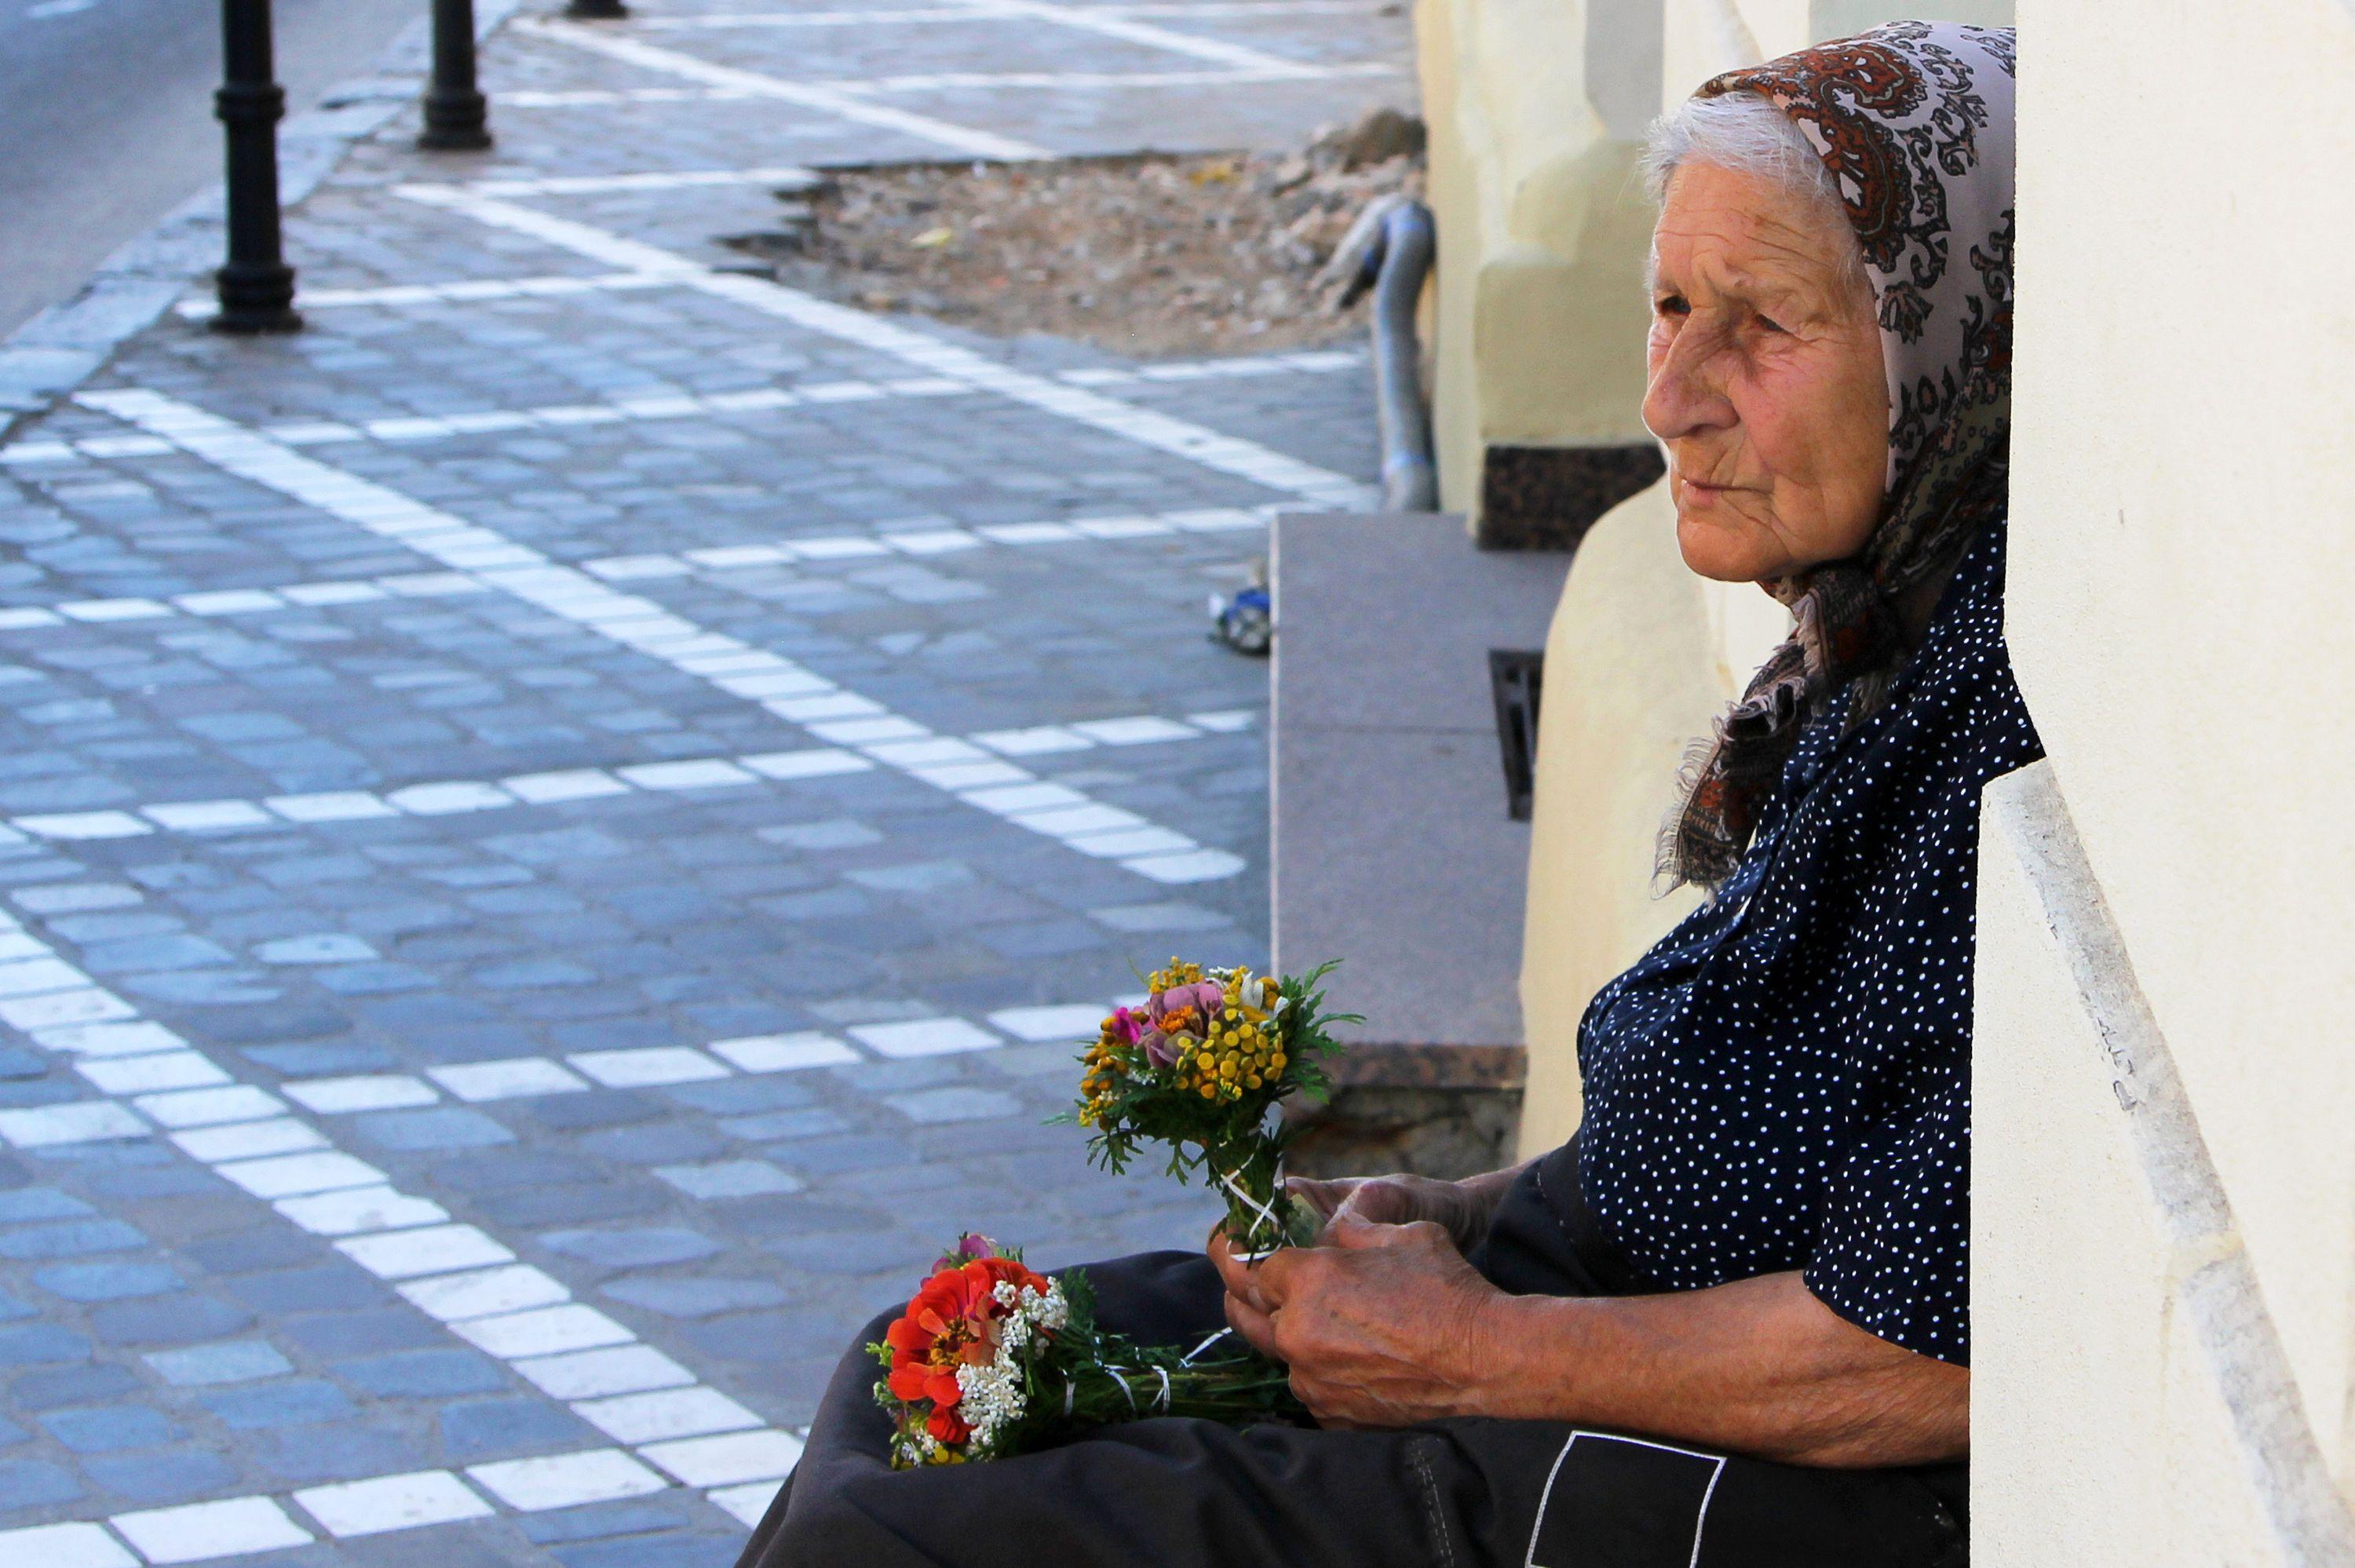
<box><xmin>1488</xmin><ymin>648</ymin><xmax>1545</xmax><ymax>822</ymax></box>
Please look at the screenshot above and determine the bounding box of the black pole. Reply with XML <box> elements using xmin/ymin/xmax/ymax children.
<box><xmin>419</xmin><ymin>0</ymin><xmax>493</xmax><ymax>151</ymax></box>
<box><xmin>213</xmin><ymin>0</ymin><xmax>300</xmax><ymax>334</ymax></box>
<box><xmin>567</xmin><ymin>0</ymin><xmax>630</xmax><ymax>18</ymax></box>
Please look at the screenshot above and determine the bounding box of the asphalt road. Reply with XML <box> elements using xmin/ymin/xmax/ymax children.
<box><xmin>0</xmin><ymin>0</ymin><xmax>425</xmax><ymax>337</ymax></box>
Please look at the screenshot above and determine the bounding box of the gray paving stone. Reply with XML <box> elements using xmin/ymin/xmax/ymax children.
<box><xmin>85</xmin><ymin>1164</ymin><xmax>218</xmax><ymax>1200</ymax></box>
<box><xmin>223</xmin><ymin>1264</ymin><xmax>383</xmax><ymax>1315</ymax></box>
<box><xmin>38</xmin><ymin>1403</ymin><xmax>184</xmax><ymax>1453</ymax></box>
<box><xmin>598</xmin><ymin>1275</ymin><xmax>789</xmax><ymax>1319</ymax></box>
<box><xmin>538</xmin><ymin>1227</ymin><xmax>720</xmax><ymax>1270</ymax></box>
<box><xmin>0</xmin><ymin>1190</ymin><xmax>92</xmax><ymax>1224</ymax></box>
<box><xmin>32</xmin><ymin>1262</ymin><xmax>182</xmax><ymax>1303</ymax></box>
<box><xmin>280</xmin><ymin>1308</ymin><xmax>444</xmax><ymax>1358</ymax></box>
<box><xmin>8</xmin><ymin>1364</ymin><xmax>133</xmax><ymax>1409</ymax></box>
<box><xmin>884</xmin><ymin>1086</ymin><xmax>1028</xmax><ymax>1124</ymax></box>
<box><xmin>0</xmin><ymin>1220</ymin><xmax>145</xmax><ymax>1261</ymax></box>
<box><xmin>184</xmin><ymin>1229</ymin><xmax>319</xmax><ymax>1277</ymax></box>
<box><xmin>351</xmin><ymin>1107</ymin><xmax>517</xmax><ymax>1151</ymax></box>
<box><xmin>0</xmin><ymin>1457</ymin><xmax>80</xmax><ymax>1512</ymax></box>
<box><xmin>199</xmin><ymin>1377</ymin><xmax>358</xmax><ymax>1431</ymax></box>
<box><xmin>437</xmin><ymin>1395</ymin><xmax>596</xmax><ymax>1462</ymax></box>
<box><xmin>333</xmin><ymin>1347</ymin><xmax>507</xmax><ymax>1399</ymax></box>
<box><xmin>518</xmin><ymin>1499</ymin><xmax>697</xmax><ymax>1547</ymax></box>
<box><xmin>250</xmin><ymin>1422</ymin><xmax>425</xmax><ymax>1484</ymax></box>
<box><xmin>89</xmin><ymin>1295</ymin><xmax>253</xmax><ymax>1348</ymax></box>
<box><xmin>653</xmin><ymin>1159</ymin><xmax>803</xmax><ymax>1201</ymax></box>
<box><xmin>553</xmin><ymin>1533</ymin><xmax>746</xmax><ymax>1568</ymax></box>
<box><xmin>143</xmin><ymin>1340</ymin><xmax>295</xmax><ymax>1387</ymax></box>
<box><xmin>82</xmin><ymin>1449</ymin><xmax>239</xmax><ymax>1505</ymax></box>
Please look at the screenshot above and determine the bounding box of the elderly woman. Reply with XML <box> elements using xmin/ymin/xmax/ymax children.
<box><xmin>741</xmin><ymin>20</ymin><xmax>2028</xmax><ymax>1566</ymax></box>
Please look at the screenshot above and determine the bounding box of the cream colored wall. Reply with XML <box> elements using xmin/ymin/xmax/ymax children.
<box><xmin>1974</xmin><ymin>0</ymin><xmax>2355</xmax><ymax>1552</ymax></box>
<box><xmin>1415</xmin><ymin>0</ymin><xmax>1659</xmax><ymax>517</ymax></box>
<box><xmin>1514</xmin><ymin>484</ymin><xmax>1712</xmax><ymax>1154</ymax></box>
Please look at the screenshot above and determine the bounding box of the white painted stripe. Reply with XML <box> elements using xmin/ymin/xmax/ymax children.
<box><xmin>944</xmin><ymin>0</ymin><xmax>1320</xmax><ymax>75</ymax></box>
<box><xmin>14</xmin><ymin>377</ymin><xmax>970</xmax><ymax>459</ymax></box>
<box><xmin>848</xmin><ymin>63</ymin><xmax>1385</xmax><ymax>92</ymax></box>
<box><xmin>503</xmin><ymin>86</ymin><xmax>761</xmax><ymax>107</ymax></box>
<box><xmin>0</xmin><ymin>1521</ymin><xmax>137</xmax><ymax>1566</ymax></box>
<box><xmin>491</xmin><ymin>61</ymin><xmax>1394</xmax><ymax>102</ymax></box>
<box><xmin>847</xmin><ymin>64</ymin><xmax>1391</xmax><ymax>93</ymax></box>
<box><xmin>78</xmin><ymin>389</ymin><xmax>1247</xmax><ymax>882</ymax></box>
<box><xmin>1106</xmin><ymin>0</ymin><xmax>1389</xmax><ymax>13</ymax></box>
<box><xmin>638</xmin><ymin>1</ymin><xmax>1387</xmax><ymax>27</ymax></box>
<box><xmin>464</xmin><ymin>165</ymin><xmax>821</xmax><ymax>197</ymax></box>
<box><xmin>642</xmin><ymin>4</ymin><xmax>989</xmax><ymax>26</ymax></box>
<box><xmin>390</xmin><ymin>186</ymin><xmax>1371</xmax><ymax>509</ymax></box>
<box><xmin>24</xmin><ymin>1449</ymin><xmax>794</xmax><ymax>1554</ymax></box>
<box><xmin>2</xmin><ymin>356</ymin><xmax>1356</xmax><ymax>467</ymax></box>
<box><xmin>513</xmin><ymin>20</ymin><xmax>1050</xmax><ymax>160</ymax></box>
<box><xmin>0</xmin><ymin>711</ymin><xmax>1222</xmax><ymax>842</ymax></box>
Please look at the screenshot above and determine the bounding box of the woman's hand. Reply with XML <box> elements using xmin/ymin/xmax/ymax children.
<box><xmin>1207</xmin><ymin>1215</ymin><xmax>1505</xmax><ymax>1428</ymax></box>
<box><xmin>1283</xmin><ymin>1172</ymin><xmax>1495</xmax><ymax>1253</ymax></box>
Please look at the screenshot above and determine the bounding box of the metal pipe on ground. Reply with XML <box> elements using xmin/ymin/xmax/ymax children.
<box><xmin>1328</xmin><ymin>194</ymin><xmax>1437</xmax><ymax>512</ymax></box>
<box><xmin>213</xmin><ymin>0</ymin><xmax>301</xmax><ymax>334</ymax></box>
<box><xmin>420</xmin><ymin>0</ymin><xmax>494</xmax><ymax>151</ymax></box>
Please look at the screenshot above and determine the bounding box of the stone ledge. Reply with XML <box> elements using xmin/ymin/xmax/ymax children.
<box><xmin>1271</xmin><ymin>511</ymin><xmax>1568</xmax><ymax>1174</ymax></box>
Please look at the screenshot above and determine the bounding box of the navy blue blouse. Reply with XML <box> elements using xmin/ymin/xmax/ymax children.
<box><xmin>1573</xmin><ymin>513</ymin><xmax>2043</xmax><ymax>1366</ymax></box>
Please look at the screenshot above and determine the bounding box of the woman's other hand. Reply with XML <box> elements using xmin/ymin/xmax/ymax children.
<box><xmin>1208</xmin><ymin>1215</ymin><xmax>1504</xmax><ymax>1429</ymax></box>
<box><xmin>1283</xmin><ymin>1172</ymin><xmax>1492</xmax><ymax>1252</ymax></box>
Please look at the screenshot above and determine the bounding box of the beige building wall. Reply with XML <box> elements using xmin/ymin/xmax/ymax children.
<box><xmin>1413</xmin><ymin>0</ymin><xmax>1662</xmax><ymax>537</ymax></box>
<box><xmin>1974</xmin><ymin>1</ymin><xmax>2355</xmax><ymax>1555</ymax></box>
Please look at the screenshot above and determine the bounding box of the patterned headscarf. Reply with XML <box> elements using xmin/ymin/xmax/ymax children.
<box><xmin>1660</xmin><ymin>22</ymin><xmax>2017</xmax><ymax>891</ymax></box>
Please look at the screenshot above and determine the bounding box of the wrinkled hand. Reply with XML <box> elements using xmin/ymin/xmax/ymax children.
<box><xmin>1282</xmin><ymin>1172</ymin><xmax>1492</xmax><ymax>1253</ymax></box>
<box><xmin>1208</xmin><ymin>1215</ymin><xmax>1506</xmax><ymax>1428</ymax></box>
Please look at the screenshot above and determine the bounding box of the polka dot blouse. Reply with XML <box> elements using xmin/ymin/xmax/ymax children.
<box><xmin>1574</xmin><ymin>513</ymin><xmax>2043</xmax><ymax>1366</ymax></box>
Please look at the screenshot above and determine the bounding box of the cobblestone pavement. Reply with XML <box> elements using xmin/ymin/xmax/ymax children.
<box><xmin>0</xmin><ymin>2</ymin><xmax>1404</xmax><ymax>1562</ymax></box>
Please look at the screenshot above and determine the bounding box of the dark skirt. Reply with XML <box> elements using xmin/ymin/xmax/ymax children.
<box><xmin>735</xmin><ymin>1143</ymin><xmax>1968</xmax><ymax>1568</ymax></box>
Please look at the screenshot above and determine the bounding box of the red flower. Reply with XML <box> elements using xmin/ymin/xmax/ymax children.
<box><xmin>883</xmin><ymin>1255</ymin><xmax>1053</xmax><ymax>1446</ymax></box>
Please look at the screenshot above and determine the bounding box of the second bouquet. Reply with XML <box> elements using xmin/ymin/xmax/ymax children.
<box><xmin>1074</xmin><ymin>958</ymin><xmax>1350</xmax><ymax>1256</ymax></box>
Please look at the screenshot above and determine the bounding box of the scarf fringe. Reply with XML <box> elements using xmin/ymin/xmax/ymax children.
<box><xmin>1654</xmin><ymin>728</ymin><xmax>1729</xmax><ymax>898</ymax></box>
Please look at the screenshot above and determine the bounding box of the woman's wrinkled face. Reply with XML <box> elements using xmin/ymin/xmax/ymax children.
<box><xmin>1644</xmin><ymin>162</ymin><xmax>1888</xmax><ymax>584</ymax></box>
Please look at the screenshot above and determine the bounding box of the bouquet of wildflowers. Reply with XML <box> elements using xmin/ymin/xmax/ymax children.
<box><xmin>871</xmin><ymin>1235</ymin><xmax>1300</xmax><ymax>1468</ymax></box>
<box><xmin>1075</xmin><ymin>959</ymin><xmax>1349</xmax><ymax>1256</ymax></box>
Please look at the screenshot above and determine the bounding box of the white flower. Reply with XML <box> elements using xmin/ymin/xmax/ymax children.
<box><xmin>954</xmin><ymin>1279</ymin><xmax>1072</xmax><ymax>1456</ymax></box>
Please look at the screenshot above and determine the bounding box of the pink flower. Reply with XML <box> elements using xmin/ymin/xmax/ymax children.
<box><xmin>932</xmin><ymin>1233</ymin><xmax>996</xmax><ymax>1273</ymax></box>
<box><xmin>1104</xmin><ymin>1006</ymin><xmax>1145</xmax><ymax>1045</ymax></box>
<box><xmin>1149</xmin><ymin>980</ymin><xmax>1223</xmax><ymax>1026</ymax></box>
<box><xmin>1137</xmin><ymin>1028</ymin><xmax>1178</xmax><ymax>1067</ymax></box>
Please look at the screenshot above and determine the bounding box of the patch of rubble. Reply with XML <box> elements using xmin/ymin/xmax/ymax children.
<box><xmin>720</xmin><ymin>108</ymin><xmax>1426</xmax><ymax>359</ymax></box>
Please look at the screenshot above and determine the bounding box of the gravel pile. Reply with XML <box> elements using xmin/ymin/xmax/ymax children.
<box><xmin>722</xmin><ymin>108</ymin><xmax>1426</xmax><ymax>359</ymax></box>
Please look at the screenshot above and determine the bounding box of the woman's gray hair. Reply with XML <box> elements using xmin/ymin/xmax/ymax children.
<box><xmin>1641</xmin><ymin>92</ymin><xmax>1868</xmax><ymax>297</ymax></box>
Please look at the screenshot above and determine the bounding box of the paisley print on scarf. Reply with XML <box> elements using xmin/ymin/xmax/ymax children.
<box><xmin>1661</xmin><ymin>23</ymin><xmax>2016</xmax><ymax>891</ymax></box>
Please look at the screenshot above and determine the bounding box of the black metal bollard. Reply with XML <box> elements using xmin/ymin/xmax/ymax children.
<box><xmin>567</xmin><ymin>0</ymin><xmax>630</xmax><ymax>18</ymax></box>
<box><xmin>419</xmin><ymin>0</ymin><xmax>493</xmax><ymax>151</ymax></box>
<box><xmin>212</xmin><ymin>0</ymin><xmax>301</xmax><ymax>334</ymax></box>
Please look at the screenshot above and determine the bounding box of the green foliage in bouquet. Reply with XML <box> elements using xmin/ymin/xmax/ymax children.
<box><xmin>1069</xmin><ymin>959</ymin><xmax>1353</xmax><ymax>1255</ymax></box>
